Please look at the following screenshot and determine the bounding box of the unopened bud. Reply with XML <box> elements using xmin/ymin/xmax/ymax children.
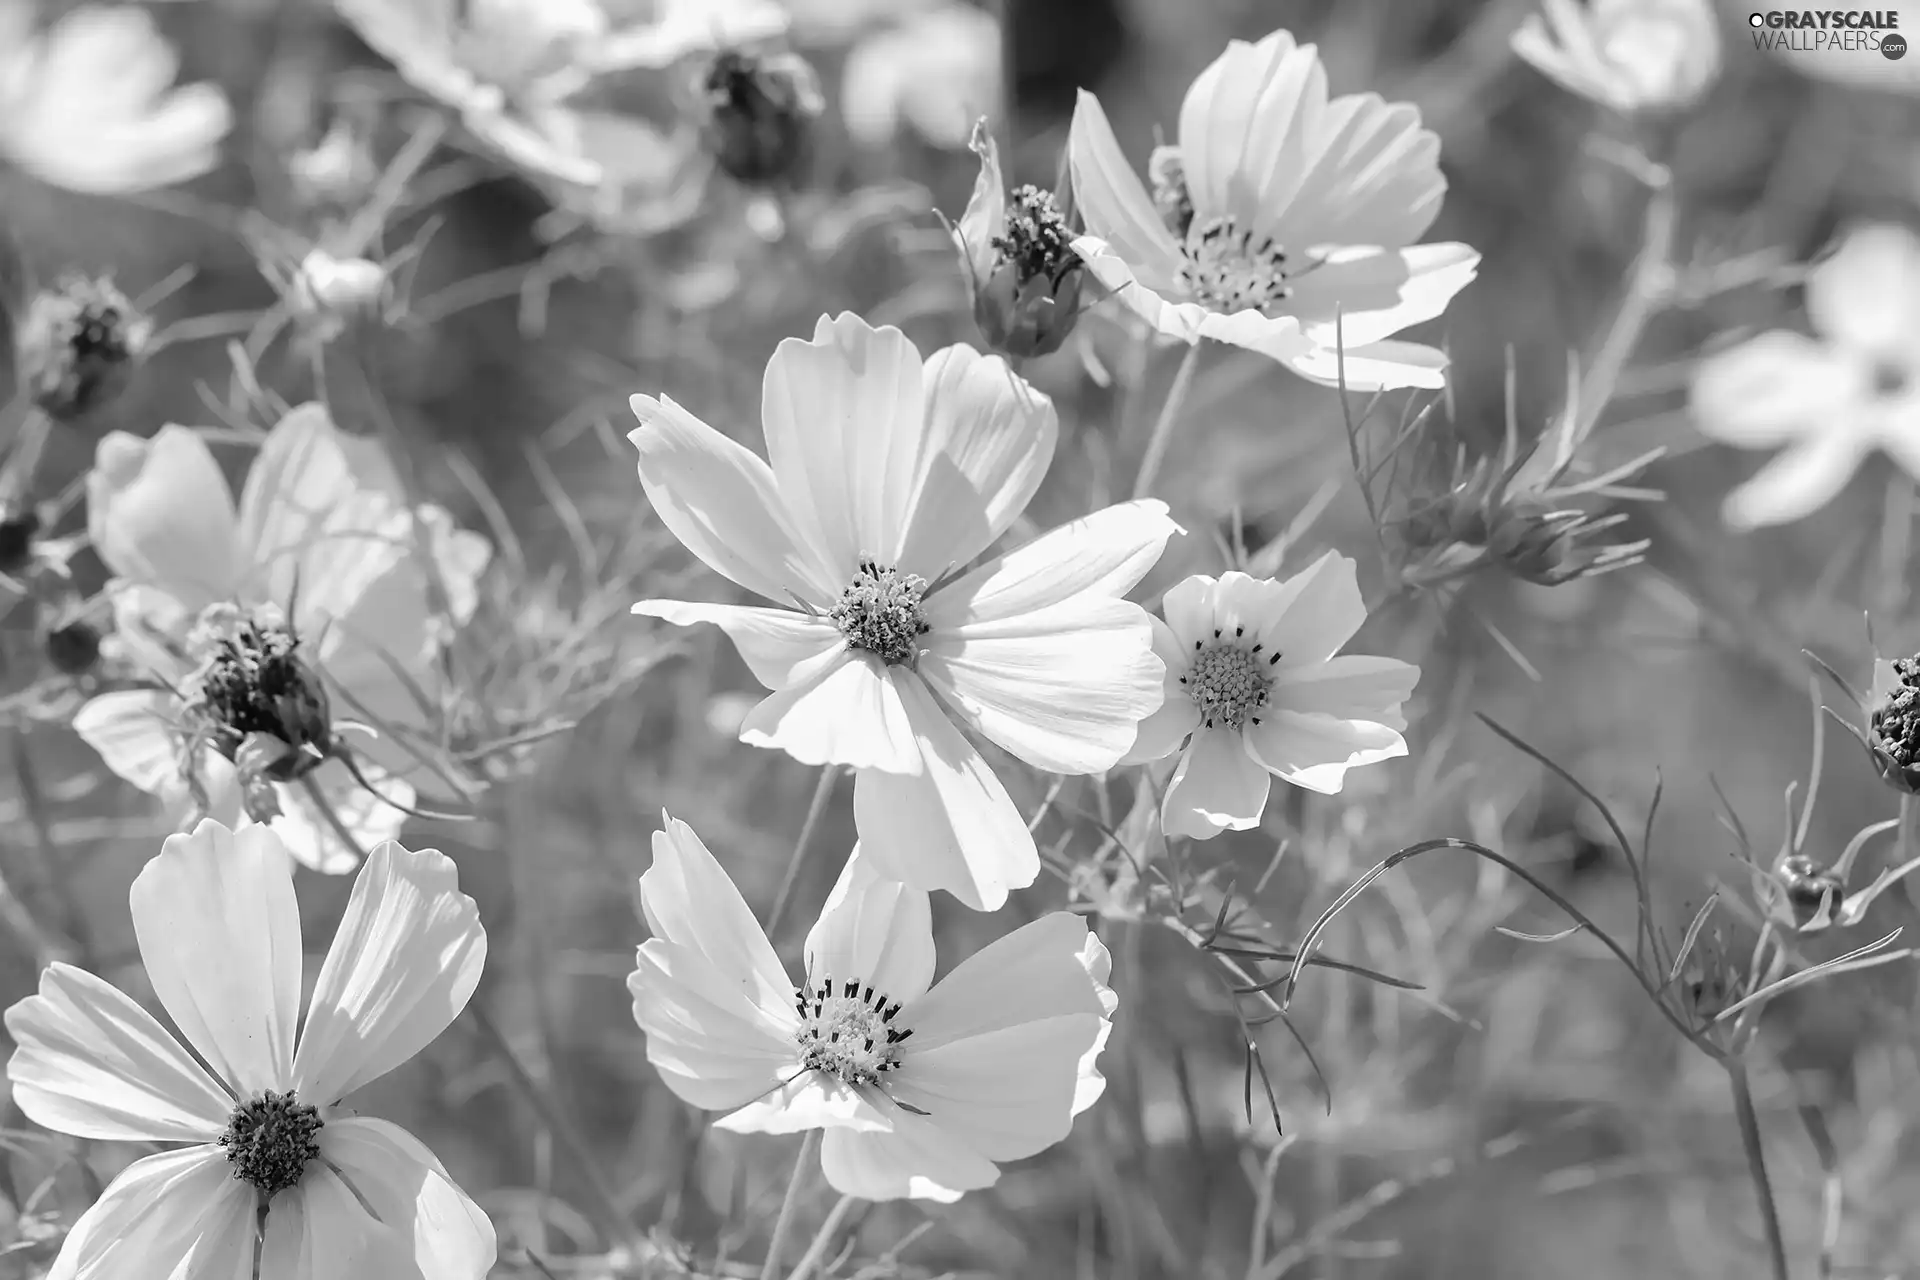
<box><xmin>16</xmin><ymin>275</ymin><xmax>152</xmax><ymax>421</ymax></box>
<box><xmin>698</xmin><ymin>48</ymin><xmax>824</xmax><ymax>188</ymax></box>
<box><xmin>44</xmin><ymin>616</ymin><xmax>101</xmax><ymax>676</ymax></box>
<box><xmin>295</xmin><ymin>250</ymin><xmax>386</xmax><ymax>316</ymax></box>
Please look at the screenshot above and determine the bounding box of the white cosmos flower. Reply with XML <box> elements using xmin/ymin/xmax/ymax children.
<box><xmin>841</xmin><ymin>2</ymin><xmax>1000</xmax><ymax>150</ymax></box>
<box><xmin>1123</xmin><ymin>555</ymin><xmax>1419</xmax><ymax>839</ymax></box>
<box><xmin>1067</xmin><ymin>29</ymin><xmax>1480</xmax><ymax>392</ymax></box>
<box><xmin>629</xmin><ymin>313</ymin><xmax>1177</xmax><ymax>911</ymax></box>
<box><xmin>1691</xmin><ymin>223</ymin><xmax>1920</xmax><ymax>529</ymax></box>
<box><xmin>628</xmin><ymin>817</ymin><xmax>1114</xmax><ymax>1201</ymax></box>
<box><xmin>0</xmin><ymin>0</ymin><xmax>231</xmax><ymax>194</ymax></box>
<box><xmin>1512</xmin><ymin>0</ymin><xmax>1721</xmax><ymax>116</ymax></box>
<box><xmin>4</xmin><ymin>819</ymin><xmax>494</xmax><ymax>1278</ymax></box>
<box><xmin>71</xmin><ymin>405</ymin><xmax>490</xmax><ymax>872</ymax></box>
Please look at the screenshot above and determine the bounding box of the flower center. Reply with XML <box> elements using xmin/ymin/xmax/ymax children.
<box><xmin>794</xmin><ymin>977</ymin><xmax>913</xmax><ymax>1088</ymax></box>
<box><xmin>1183</xmin><ymin>632</ymin><xmax>1278</xmax><ymax>730</ymax></box>
<box><xmin>992</xmin><ymin>185</ymin><xmax>1078</xmax><ymax>285</ymax></box>
<box><xmin>220</xmin><ymin>1090</ymin><xmax>323</xmax><ymax>1198</ymax></box>
<box><xmin>1178</xmin><ymin>216</ymin><xmax>1292</xmax><ymax>314</ymax></box>
<box><xmin>183</xmin><ymin>604</ymin><xmax>333</xmax><ymax>777</ymax></box>
<box><xmin>830</xmin><ymin>560</ymin><xmax>931</xmax><ymax>667</ymax></box>
<box><xmin>1149</xmin><ymin>145</ymin><xmax>1194</xmax><ymax>240</ymax></box>
<box><xmin>1873</xmin><ymin>656</ymin><xmax>1920</xmax><ymax>769</ymax></box>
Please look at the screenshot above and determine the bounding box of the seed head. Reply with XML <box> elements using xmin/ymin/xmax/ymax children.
<box><xmin>15</xmin><ymin>275</ymin><xmax>152</xmax><ymax>421</ymax></box>
<box><xmin>972</xmin><ymin>185</ymin><xmax>1087</xmax><ymax>358</ymax></box>
<box><xmin>698</xmin><ymin>49</ymin><xmax>825</xmax><ymax>188</ymax></box>
<box><xmin>185</xmin><ymin>606</ymin><xmax>333</xmax><ymax>780</ymax></box>
<box><xmin>1870</xmin><ymin>656</ymin><xmax>1920</xmax><ymax>794</ymax></box>
<box><xmin>220</xmin><ymin>1091</ymin><xmax>323</xmax><ymax>1197</ymax></box>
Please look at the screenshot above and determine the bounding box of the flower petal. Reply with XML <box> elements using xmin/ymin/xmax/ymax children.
<box><xmin>1119</xmin><ymin>616</ymin><xmax>1201</xmax><ymax>765</ymax></box>
<box><xmin>1289</xmin><ymin>243</ymin><xmax>1480</xmax><ymax>350</ymax></box>
<box><xmin>803</xmin><ymin>845</ymin><xmax>936</xmax><ymax>1005</ymax></box>
<box><xmin>1272</xmin><ymin>654</ymin><xmax>1420</xmax><ymax>731</ymax></box>
<box><xmin>130</xmin><ymin>819</ymin><xmax>302</xmax><ymax>1098</ymax></box>
<box><xmin>921</xmin><ymin>596</ymin><xmax>1162</xmax><ymax>774</ymax></box>
<box><xmin>738</xmin><ymin>652</ymin><xmax>922</xmax><ymax>773</ymax></box>
<box><xmin>320</xmin><ymin>1117</ymin><xmax>497</xmax><ymax>1280</ymax></box>
<box><xmin>1070</xmin><ymin>236</ymin><xmax>1220</xmax><ymax>343</ymax></box>
<box><xmin>1244</xmin><ymin>711</ymin><xmax>1407</xmax><ymax>794</ymax></box>
<box><xmin>1179</xmin><ymin>30</ymin><xmax>1326</xmax><ymax>230</ymax></box>
<box><xmin>716</xmin><ymin>1072</ymin><xmax>895</xmax><ymax>1134</ymax></box>
<box><xmin>902</xmin><ymin>913</ymin><xmax>1110</xmax><ymax>1052</ymax></box>
<box><xmin>632</xmin><ymin>600</ymin><xmax>845</xmax><ymax>689</ymax></box>
<box><xmin>70</xmin><ymin>690</ymin><xmax>187</xmax><ymax>800</ymax></box>
<box><xmin>819</xmin><ymin>1111</ymin><xmax>998</xmax><ymax>1201</ymax></box>
<box><xmin>1274</xmin><ymin>88</ymin><xmax>1444</xmax><ymax>249</ymax></box>
<box><xmin>1162</xmin><ymin>728</ymin><xmax>1270</xmax><ymax>838</ymax></box>
<box><xmin>263</xmin><ymin>761</ymin><xmax>411</xmax><ymax>875</ymax></box>
<box><xmin>853</xmin><ymin>680</ymin><xmax>1037</xmax><ymax>911</ymax></box>
<box><xmin>87</xmin><ymin>426</ymin><xmax>240</xmax><ymax>607</ymax></box>
<box><xmin>639</xmin><ymin>815</ymin><xmax>797</xmax><ymax>1023</ymax></box>
<box><xmin>890</xmin><ymin>1014</ymin><xmax>1103</xmax><ymax>1161</ymax></box>
<box><xmin>955</xmin><ymin>117</ymin><xmax>1007</xmax><ymax>277</ymax></box>
<box><xmin>629</xmin><ymin>394</ymin><xmax>839</xmax><ymax>606</ymax></box>
<box><xmin>761</xmin><ymin>313</ymin><xmax>926</xmax><ymax>580</ymax></box>
<box><xmin>895</xmin><ymin>343</ymin><xmax>1058</xmax><ymax>580</ymax></box>
<box><xmin>258</xmin><ymin>1160</ymin><xmax>426</xmax><ymax>1280</ymax></box>
<box><xmin>5</xmin><ymin>962</ymin><xmax>231</xmax><ymax>1142</ymax></box>
<box><xmin>237</xmin><ymin>403</ymin><xmax>405</xmax><ymax>578</ymax></box>
<box><xmin>45</xmin><ymin>1147</ymin><xmax>256</xmax><ymax>1280</ymax></box>
<box><xmin>1254</xmin><ymin>551</ymin><xmax>1369</xmax><ymax>668</ymax></box>
<box><xmin>1277</xmin><ymin>336</ymin><xmax>1453</xmax><ymax>391</ymax></box>
<box><xmin>630</xmin><ymin>940</ymin><xmax>800</xmax><ymax>1111</ymax></box>
<box><xmin>1722</xmin><ymin>430</ymin><xmax>1872</xmax><ymax>530</ymax></box>
<box><xmin>1691</xmin><ymin>331</ymin><xmax>1858</xmax><ymax>449</ymax></box>
<box><xmin>1066</xmin><ymin>90</ymin><xmax>1186</xmax><ymax>291</ymax></box>
<box><xmin>925</xmin><ymin>499</ymin><xmax>1179</xmax><ymax>626</ymax></box>
<box><xmin>1807</xmin><ymin>223</ymin><xmax>1920</xmax><ymax>362</ymax></box>
<box><xmin>291</xmin><ymin>840</ymin><xmax>486</xmax><ymax>1104</ymax></box>
<box><xmin>1192</xmin><ymin>306</ymin><xmax>1329</xmax><ymax>373</ymax></box>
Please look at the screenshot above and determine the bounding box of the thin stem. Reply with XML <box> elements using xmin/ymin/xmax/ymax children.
<box><xmin>336</xmin><ymin>112</ymin><xmax>451</xmax><ymax>258</ymax></box>
<box><xmin>1132</xmin><ymin>341</ymin><xmax>1203</xmax><ymax>501</ymax></box>
<box><xmin>8</xmin><ymin>729</ymin><xmax>82</xmax><ymax>956</ymax></box>
<box><xmin>785</xmin><ymin>1193</ymin><xmax>858</xmax><ymax>1280</ymax></box>
<box><xmin>765</xmin><ymin>767</ymin><xmax>838</xmax><ymax>940</ymax></box>
<box><xmin>761</xmin><ymin>1129</ymin><xmax>822</xmax><ymax>1280</ymax></box>
<box><xmin>1727</xmin><ymin>1062</ymin><xmax>1791</xmax><ymax>1280</ymax></box>
<box><xmin>466</xmin><ymin>1000</ymin><xmax>639</xmax><ymax>1254</ymax></box>
<box><xmin>1574</xmin><ymin>170</ymin><xmax>1676</xmax><ymax>443</ymax></box>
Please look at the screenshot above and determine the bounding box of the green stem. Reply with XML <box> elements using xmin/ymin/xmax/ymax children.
<box><xmin>785</xmin><ymin>1193</ymin><xmax>858</xmax><ymax>1280</ymax></box>
<box><xmin>765</xmin><ymin>768</ymin><xmax>838</xmax><ymax>940</ymax></box>
<box><xmin>1131</xmin><ymin>341</ymin><xmax>1203</xmax><ymax>501</ymax></box>
<box><xmin>336</xmin><ymin>112</ymin><xmax>450</xmax><ymax>258</ymax></box>
<box><xmin>1573</xmin><ymin>168</ymin><xmax>1675</xmax><ymax>444</ymax></box>
<box><xmin>761</xmin><ymin>1129</ymin><xmax>822</xmax><ymax>1280</ymax></box>
<box><xmin>1727</xmin><ymin>1062</ymin><xmax>1791</xmax><ymax>1280</ymax></box>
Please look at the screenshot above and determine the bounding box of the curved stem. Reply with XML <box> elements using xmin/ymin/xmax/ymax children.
<box><xmin>785</xmin><ymin>1193</ymin><xmax>858</xmax><ymax>1280</ymax></box>
<box><xmin>761</xmin><ymin>1129</ymin><xmax>822</xmax><ymax>1280</ymax></box>
<box><xmin>765</xmin><ymin>767</ymin><xmax>839</xmax><ymax>940</ymax></box>
<box><xmin>1132</xmin><ymin>341</ymin><xmax>1203</xmax><ymax>501</ymax></box>
<box><xmin>1727</xmin><ymin>1062</ymin><xmax>1791</xmax><ymax>1280</ymax></box>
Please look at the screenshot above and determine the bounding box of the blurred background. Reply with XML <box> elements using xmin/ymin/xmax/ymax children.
<box><xmin>4</xmin><ymin>0</ymin><xmax>1920</xmax><ymax>1276</ymax></box>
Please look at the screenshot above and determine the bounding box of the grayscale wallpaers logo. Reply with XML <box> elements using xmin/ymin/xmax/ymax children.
<box><xmin>1749</xmin><ymin>10</ymin><xmax>1907</xmax><ymax>58</ymax></box>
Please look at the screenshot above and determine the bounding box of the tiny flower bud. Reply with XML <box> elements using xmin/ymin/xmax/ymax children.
<box><xmin>288</xmin><ymin>119</ymin><xmax>378</xmax><ymax>211</ymax></box>
<box><xmin>43</xmin><ymin>616</ymin><xmax>101</xmax><ymax>676</ymax></box>
<box><xmin>0</xmin><ymin>506</ymin><xmax>41</xmax><ymax>575</ymax></box>
<box><xmin>697</xmin><ymin>48</ymin><xmax>824</xmax><ymax>187</ymax></box>
<box><xmin>294</xmin><ymin>250</ymin><xmax>387</xmax><ymax>317</ymax></box>
<box><xmin>15</xmin><ymin>275</ymin><xmax>152</xmax><ymax>421</ymax></box>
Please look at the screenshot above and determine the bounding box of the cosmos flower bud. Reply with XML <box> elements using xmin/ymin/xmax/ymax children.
<box><xmin>288</xmin><ymin>119</ymin><xmax>378</xmax><ymax>212</ymax></box>
<box><xmin>949</xmin><ymin>120</ymin><xmax>1088</xmax><ymax>359</ymax></box>
<box><xmin>42</xmin><ymin>610</ymin><xmax>102</xmax><ymax>677</ymax></box>
<box><xmin>697</xmin><ymin>47</ymin><xmax>824</xmax><ymax>188</ymax></box>
<box><xmin>15</xmin><ymin>275</ymin><xmax>152</xmax><ymax>421</ymax></box>
<box><xmin>1868</xmin><ymin>656</ymin><xmax>1920</xmax><ymax>795</ymax></box>
<box><xmin>1513</xmin><ymin>0</ymin><xmax>1721</xmax><ymax>116</ymax></box>
<box><xmin>295</xmin><ymin>250</ymin><xmax>387</xmax><ymax>317</ymax></box>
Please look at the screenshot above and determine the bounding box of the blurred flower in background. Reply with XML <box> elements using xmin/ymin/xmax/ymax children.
<box><xmin>0</xmin><ymin>0</ymin><xmax>231</xmax><ymax>194</ymax></box>
<box><xmin>841</xmin><ymin>1</ymin><xmax>1000</xmax><ymax>150</ymax></box>
<box><xmin>1512</xmin><ymin>0</ymin><xmax>1722</xmax><ymax>116</ymax></box>
<box><xmin>1691</xmin><ymin>223</ymin><xmax>1920</xmax><ymax>528</ymax></box>
<box><xmin>1068</xmin><ymin>28</ymin><xmax>1480</xmax><ymax>391</ymax></box>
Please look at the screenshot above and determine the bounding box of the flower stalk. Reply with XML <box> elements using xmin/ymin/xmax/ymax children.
<box><xmin>1133</xmin><ymin>341</ymin><xmax>1204</xmax><ymax>500</ymax></box>
<box><xmin>761</xmin><ymin>1129</ymin><xmax>822</xmax><ymax>1280</ymax></box>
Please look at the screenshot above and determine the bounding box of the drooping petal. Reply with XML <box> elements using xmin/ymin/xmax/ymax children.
<box><xmin>1272</xmin><ymin>654</ymin><xmax>1421</xmax><ymax>730</ymax></box>
<box><xmin>761</xmin><ymin>314</ymin><xmax>926</xmax><ymax>582</ymax></box>
<box><xmin>70</xmin><ymin>690</ymin><xmax>187</xmax><ymax>800</ymax></box>
<box><xmin>630</xmin><ymin>941</ymin><xmax>801</xmax><ymax>1112</ymax></box>
<box><xmin>44</xmin><ymin>1147</ymin><xmax>256</xmax><ymax>1280</ymax></box>
<box><xmin>1275</xmin><ymin>335</ymin><xmax>1453</xmax><ymax>392</ymax></box>
<box><xmin>264</xmin><ymin>761</ymin><xmax>411</xmax><ymax>876</ymax></box>
<box><xmin>925</xmin><ymin>499</ymin><xmax>1179</xmax><ymax>626</ymax></box>
<box><xmin>5</xmin><ymin>963</ymin><xmax>231</xmax><ymax>1142</ymax></box>
<box><xmin>819</xmin><ymin>1111</ymin><xmax>998</xmax><ymax>1201</ymax></box>
<box><xmin>1253</xmin><ymin>551</ymin><xmax>1369</xmax><ymax>669</ymax></box>
<box><xmin>890</xmin><ymin>1014</ymin><xmax>1103</xmax><ymax>1161</ymax></box>
<box><xmin>1066</xmin><ymin>91</ymin><xmax>1186</xmax><ymax>293</ymax></box>
<box><xmin>1722</xmin><ymin>429</ymin><xmax>1872</xmax><ymax>529</ymax></box>
<box><xmin>803</xmin><ymin>846</ymin><xmax>936</xmax><ymax>1005</ymax></box>
<box><xmin>853</xmin><ymin>679</ymin><xmax>1037</xmax><ymax>911</ymax></box>
<box><xmin>319</xmin><ymin>1117</ymin><xmax>497</xmax><ymax>1280</ymax></box>
<box><xmin>895</xmin><ymin>343</ymin><xmax>1058</xmax><ymax>581</ymax></box>
<box><xmin>715</xmin><ymin>1072</ymin><xmax>894</xmax><ymax>1134</ymax></box>
<box><xmin>1806</xmin><ymin>223</ymin><xmax>1920</xmax><ymax>363</ymax></box>
<box><xmin>1244</xmin><ymin>710</ymin><xmax>1408</xmax><ymax>794</ymax></box>
<box><xmin>921</xmin><ymin>596</ymin><xmax>1163</xmax><ymax>774</ymax></box>
<box><xmin>738</xmin><ymin>651</ymin><xmax>922</xmax><ymax>773</ymax></box>
<box><xmin>129</xmin><ymin>820</ymin><xmax>302</xmax><ymax>1098</ymax></box>
<box><xmin>1162</xmin><ymin>728</ymin><xmax>1271</xmax><ymax>839</ymax></box>
<box><xmin>1071</xmin><ymin>933</ymin><xmax>1117</xmax><ymax>1115</ymax></box>
<box><xmin>1691</xmin><ymin>331</ymin><xmax>1858</xmax><ymax>449</ymax></box>
<box><xmin>1119</xmin><ymin>616</ymin><xmax>1201</xmax><ymax>765</ymax></box>
<box><xmin>1179</xmin><ymin>31</ymin><xmax>1326</xmax><ymax>230</ymax></box>
<box><xmin>1288</xmin><ymin>243</ymin><xmax>1480</xmax><ymax>350</ymax></box>
<box><xmin>902</xmin><ymin>913</ymin><xmax>1110</xmax><ymax>1052</ymax></box>
<box><xmin>629</xmin><ymin>395</ymin><xmax>839</xmax><ymax>607</ymax></box>
<box><xmin>292</xmin><ymin>840</ymin><xmax>486</xmax><ymax>1104</ymax></box>
<box><xmin>638</xmin><ymin>816</ymin><xmax>797</xmax><ymax>1024</ymax></box>
<box><xmin>632</xmin><ymin>600</ymin><xmax>844</xmax><ymax>689</ymax></box>
<box><xmin>86</xmin><ymin>426</ymin><xmax>240</xmax><ymax>607</ymax></box>
<box><xmin>1272</xmin><ymin>89</ymin><xmax>1444</xmax><ymax>249</ymax></box>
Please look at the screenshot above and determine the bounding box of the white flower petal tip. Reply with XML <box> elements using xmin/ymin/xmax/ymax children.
<box><xmin>1512</xmin><ymin>0</ymin><xmax>1721</xmax><ymax>115</ymax></box>
<box><xmin>627</xmin><ymin>840</ymin><xmax>1112</xmax><ymax>1201</ymax></box>
<box><xmin>1066</xmin><ymin>30</ymin><xmax>1477</xmax><ymax>384</ymax></box>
